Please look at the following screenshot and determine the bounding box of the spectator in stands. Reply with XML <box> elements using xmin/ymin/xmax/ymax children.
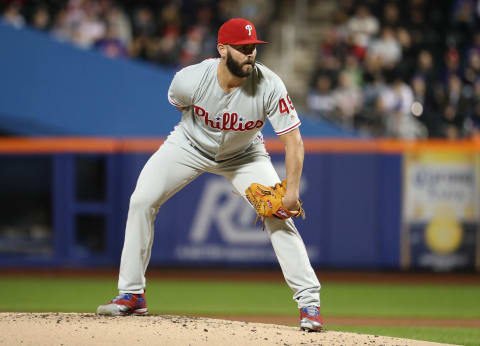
<box><xmin>437</xmin><ymin>74</ymin><xmax>470</xmax><ymax>139</ymax></box>
<box><xmin>191</xmin><ymin>5</ymin><xmax>218</xmax><ymax>60</ymax></box>
<box><xmin>343</xmin><ymin>54</ymin><xmax>363</xmax><ymax>88</ymax></box>
<box><xmin>463</xmin><ymin>50</ymin><xmax>480</xmax><ymax>86</ymax></box>
<box><xmin>442</xmin><ymin>48</ymin><xmax>462</xmax><ymax>84</ymax></box>
<box><xmin>157</xmin><ymin>2</ymin><xmax>182</xmax><ymax>40</ymax></box>
<box><xmin>376</xmin><ymin>75</ymin><xmax>427</xmax><ymax>139</ymax></box>
<box><xmin>307</xmin><ymin>73</ymin><xmax>338</xmax><ymax>122</ymax></box>
<box><xmin>406</xmin><ymin>5</ymin><xmax>429</xmax><ymax>52</ymax></box>
<box><xmin>449</xmin><ymin>0</ymin><xmax>476</xmax><ymax>54</ymax></box>
<box><xmin>333</xmin><ymin>70</ymin><xmax>363</xmax><ymax>127</ymax></box>
<box><xmin>396</xmin><ymin>27</ymin><xmax>416</xmax><ymax>78</ymax></box>
<box><xmin>93</xmin><ymin>23</ymin><xmax>128</xmax><ymax>58</ymax></box>
<box><xmin>411</xmin><ymin>75</ymin><xmax>437</xmax><ymax>136</ymax></box>
<box><xmin>2</xmin><ymin>0</ymin><xmax>25</xmax><ymax>28</ymax></box>
<box><xmin>178</xmin><ymin>26</ymin><xmax>207</xmax><ymax>66</ymax></box>
<box><xmin>31</xmin><ymin>5</ymin><xmax>50</xmax><ymax>31</ymax></box>
<box><xmin>131</xmin><ymin>6</ymin><xmax>156</xmax><ymax>38</ymax></box>
<box><xmin>62</xmin><ymin>0</ymin><xmax>88</xmax><ymax>37</ymax></box>
<box><xmin>440</xmin><ymin>105</ymin><xmax>465</xmax><ymax>140</ymax></box>
<box><xmin>346</xmin><ymin>5</ymin><xmax>379</xmax><ymax>52</ymax></box>
<box><xmin>344</xmin><ymin>30</ymin><xmax>370</xmax><ymax>61</ymax></box>
<box><xmin>311</xmin><ymin>54</ymin><xmax>341</xmax><ymax>90</ymax></box>
<box><xmin>129</xmin><ymin>6</ymin><xmax>156</xmax><ymax>62</ymax></box>
<box><xmin>153</xmin><ymin>29</ymin><xmax>181</xmax><ymax>66</ymax></box>
<box><xmin>357</xmin><ymin>67</ymin><xmax>386</xmax><ymax>136</ymax></box>
<box><xmin>320</xmin><ymin>27</ymin><xmax>349</xmax><ymax>64</ymax></box>
<box><xmin>363</xmin><ymin>46</ymin><xmax>384</xmax><ymax>82</ymax></box>
<box><xmin>105</xmin><ymin>5</ymin><xmax>132</xmax><ymax>47</ymax></box>
<box><xmin>414</xmin><ymin>50</ymin><xmax>437</xmax><ymax>86</ymax></box>
<box><xmin>72</xmin><ymin>4</ymin><xmax>105</xmax><ymax>48</ymax></box>
<box><xmin>51</xmin><ymin>8</ymin><xmax>72</xmax><ymax>42</ymax></box>
<box><xmin>148</xmin><ymin>3</ymin><xmax>182</xmax><ymax>66</ymax></box>
<box><xmin>381</xmin><ymin>2</ymin><xmax>401</xmax><ymax>29</ymax></box>
<box><xmin>367</xmin><ymin>26</ymin><xmax>402</xmax><ymax>68</ymax></box>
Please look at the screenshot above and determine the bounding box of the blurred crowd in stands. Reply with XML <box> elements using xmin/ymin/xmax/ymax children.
<box><xmin>307</xmin><ymin>0</ymin><xmax>480</xmax><ymax>139</ymax></box>
<box><xmin>0</xmin><ymin>0</ymin><xmax>274</xmax><ymax>65</ymax></box>
<box><xmin>3</xmin><ymin>0</ymin><xmax>480</xmax><ymax>139</ymax></box>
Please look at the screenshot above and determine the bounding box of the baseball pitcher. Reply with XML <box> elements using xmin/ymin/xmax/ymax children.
<box><xmin>97</xmin><ymin>17</ymin><xmax>323</xmax><ymax>332</ymax></box>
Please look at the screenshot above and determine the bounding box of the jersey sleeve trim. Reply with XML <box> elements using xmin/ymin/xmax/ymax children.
<box><xmin>168</xmin><ymin>95</ymin><xmax>184</xmax><ymax>108</ymax></box>
<box><xmin>275</xmin><ymin>121</ymin><xmax>301</xmax><ymax>135</ymax></box>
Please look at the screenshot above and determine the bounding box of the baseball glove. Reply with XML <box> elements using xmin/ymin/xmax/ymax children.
<box><xmin>245</xmin><ymin>180</ymin><xmax>305</xmax><ymax>229</ymax></box>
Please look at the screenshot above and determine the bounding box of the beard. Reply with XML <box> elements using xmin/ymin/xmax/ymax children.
<box><xmin>226</xmin><ymin>50</ymin><xmax>255</xmax><ymax>78</ymax></box>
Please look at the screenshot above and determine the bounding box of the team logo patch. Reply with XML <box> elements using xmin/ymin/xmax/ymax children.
<box><xmin>245</xmin><ymin>24</ymin><xmax>253</xmax><ymax>36</ymax></box>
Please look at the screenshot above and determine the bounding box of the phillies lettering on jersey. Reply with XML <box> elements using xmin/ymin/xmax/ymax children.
<box><xmin>193</xmin><ymin>105</ymin><xmax>264</xmax><ymax>131</ymax></box>
<box><xmin>168</xmin><ymin>58</ymin><xmax>301</xmax><ymax>161</ymax></box>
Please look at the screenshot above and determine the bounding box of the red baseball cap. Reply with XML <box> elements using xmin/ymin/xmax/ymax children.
<box><xmin>218</xmin><ymin>18</ymin><xmax>268</xmax><ymax>45</ymax></box>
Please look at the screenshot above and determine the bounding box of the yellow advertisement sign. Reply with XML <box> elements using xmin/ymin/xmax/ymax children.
<box><xmin>402</xmin><ymin>151</ymin><xmax>479</xmax><ymax>271</ymax></box>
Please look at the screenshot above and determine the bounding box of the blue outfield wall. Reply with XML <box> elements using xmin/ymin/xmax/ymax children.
<box><xmin>0</xmin><ymin>150</ymin><xmax>402</xmax><ymax>269</ymax></box>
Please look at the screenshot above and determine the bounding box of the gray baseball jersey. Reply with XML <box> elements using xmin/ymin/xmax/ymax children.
<box><xmin>168</xmin><ymin>58</ymin><xmax>301</xmax><ymax>161</ymax></box>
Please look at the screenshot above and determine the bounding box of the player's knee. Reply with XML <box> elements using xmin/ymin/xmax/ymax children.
<box><xmin>129</xmin><ymin>192</ymin><xmax>157</xmax><ymax>212</ymax></box>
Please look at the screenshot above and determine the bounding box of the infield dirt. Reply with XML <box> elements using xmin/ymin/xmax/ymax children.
<box><xmin>0</xmin><ymin>313</ymin><xmax>456</xmax><ymax>346</ymax></box>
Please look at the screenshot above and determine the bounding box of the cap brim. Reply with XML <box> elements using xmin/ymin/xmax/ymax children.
<box><xmin>221</xmin><ymin>39</ymin><xmax>268</xmax><ymax>45</ymax></box>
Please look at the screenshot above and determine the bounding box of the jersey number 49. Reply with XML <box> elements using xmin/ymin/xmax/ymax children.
<box><xmin>279</xmin><ymin>93</ymin><xmax>295</xmax><ymax>114</ymax></box>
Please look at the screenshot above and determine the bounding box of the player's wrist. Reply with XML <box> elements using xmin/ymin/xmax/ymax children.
<box><xmin>284</xmin><ymin>191</ymin><xmax>299</xmax><ymax>202</ymax></box>
<box><xmin>282</xmin><ymin>195</ymin><xmax>300</xmax><ymax>211</ymax></box>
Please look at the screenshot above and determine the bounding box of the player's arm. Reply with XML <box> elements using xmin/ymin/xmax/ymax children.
<box><xmin>168</xmin><ymin>68</ymin><xmax>194</xmax><ymax>111</ymax></box>
<box><xmin>278</xmin><ymin>127</ymin><xmax>304</xmax><ymax>211</ymax></box>
<box><xmin>266</xmin><ymin>75</ymin><xmax>303</xmax><ymax>211</ymax></box>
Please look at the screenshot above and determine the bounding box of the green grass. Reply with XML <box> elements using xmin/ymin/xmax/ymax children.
<box><xmin>2</xmin><ymin>277</ymin><xmax>479</xmax><ymax>318</ymax></box>
<box><xmin>322</xmin><ymin>282</ymin><xmax>480</xmax><ymax>319</ymax></box>
<box><xmin>327</xmin><ymin>325</ymin><xmax>480</xmax><ymax>346</ymax></box>
<box><xmin>1</xmin><ymin>277</ymin><xmax>479</xmax><ymax>345</ymax></box>
<box><xmin>2</xmin><ymin>277</ymin><xmax>295</xmax><ymax>314</ymax></box>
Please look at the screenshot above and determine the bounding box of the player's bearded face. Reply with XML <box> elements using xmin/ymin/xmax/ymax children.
<box><xmin>226</xmin><ymin>45</ymin><xmax>256</xmax><ymax>78</ymax></box>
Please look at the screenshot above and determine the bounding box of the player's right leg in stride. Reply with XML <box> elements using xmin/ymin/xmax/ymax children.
<box><xmin>299</xmin><ymin>306</ymin><xmax>323</xmax><ymax>332</ymax></box>
<box><xmin>96</xmin><ymin>293</ymin><xmax>148</xmax><ymax>316</ymax></box>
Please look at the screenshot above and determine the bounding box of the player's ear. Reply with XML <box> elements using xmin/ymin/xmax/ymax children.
<box><xmin>218</xmin><ymin>44</ymin><xmax>227</xmax><ymax>58</ymax></box>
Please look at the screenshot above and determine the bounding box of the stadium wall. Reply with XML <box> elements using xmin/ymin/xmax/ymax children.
<box><xmin>2</xmin><ymin>138</ymin><xmax>478</xmax><ymax>271</ymax></box>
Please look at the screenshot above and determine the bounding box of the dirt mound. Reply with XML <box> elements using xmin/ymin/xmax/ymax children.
<box><xmin>0</xmin><ymin>313</ymin><xmax>454</xmax><ymax>346</ymax></box>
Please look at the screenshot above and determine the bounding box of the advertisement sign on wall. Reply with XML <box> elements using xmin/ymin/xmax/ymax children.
<box><xmin>402</xmin><ymin>151</ymin><xmax>479</xmax><ymax>271</ymax></box>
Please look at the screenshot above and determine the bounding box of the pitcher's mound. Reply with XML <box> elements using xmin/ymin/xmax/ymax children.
<box><xmin>0</xmin><ymin>313</ymin><xmax>453</xmax><ymax>345</ymax></box>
